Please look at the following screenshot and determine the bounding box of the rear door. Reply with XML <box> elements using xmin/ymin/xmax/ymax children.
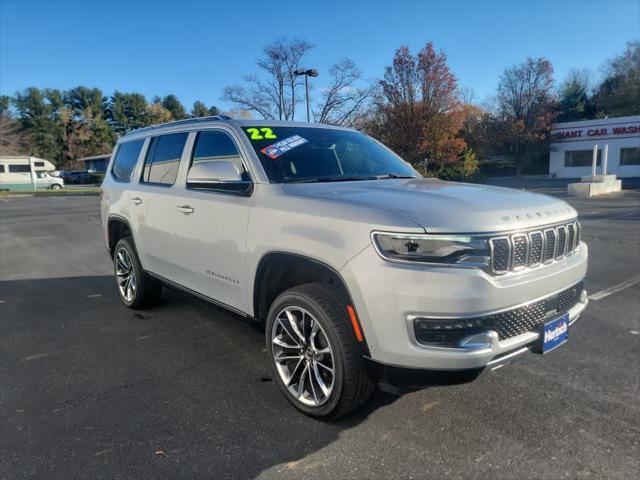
<box><xmin>131</xmin><ymin>132</ymin><xmax>190</xmax><ymax>280</ymax></box>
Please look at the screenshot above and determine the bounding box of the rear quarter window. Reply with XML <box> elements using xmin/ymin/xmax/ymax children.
<box><xmin>141</xmin><ymin>132</ymin><xmax>188</xmax><ymax>186</ymax></box>
<box><xmin>111</xmin><ymin>139</ymin><xmax>145</xmax><ymax>182</ymax></box>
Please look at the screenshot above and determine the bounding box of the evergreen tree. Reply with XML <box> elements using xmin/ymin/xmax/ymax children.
<box><xmin>161</xmin><ymin>94</ymin><xmax>187</xmax><ymax>119</ymax></box>
<box><xmin>107</xmin><ymin>92</ymin><xmax>150</xmax><ymax>134</ymax></box>
<box><xmin>191</xmin><ymin>101</ymin><xmax>209</xmax><ymax>117</ymax></box>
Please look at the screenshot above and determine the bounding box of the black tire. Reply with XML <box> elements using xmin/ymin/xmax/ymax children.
<box><xmin>51</xmin><ymin>184</ymin><xmax>62</xmax><ymax>190</ymax></box>
<box><xmin>265</xmin><ymin>283</ymin><xmax>374</xmax><ymax>420</ymax></box>
<box><xmin>113</xmin><ymin>237</ymin><xmax>161</xmax><ymax>309</ymax></box>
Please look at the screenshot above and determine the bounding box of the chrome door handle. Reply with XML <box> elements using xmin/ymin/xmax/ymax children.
<box><xmin>176</xmin><ymin>205</ymin><xmax>195</xmax><ymax>214</ymax></box>
<box><xmin>130</xmin><ymin>197</ymin><xmax>142</xmax><ymax>205</ymax></box>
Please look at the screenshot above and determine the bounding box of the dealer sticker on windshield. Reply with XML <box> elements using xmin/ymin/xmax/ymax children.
<box><xmin>261</xmin><ymin>135</ymin><xmax>308</xmax><ymax>159</ymax></box>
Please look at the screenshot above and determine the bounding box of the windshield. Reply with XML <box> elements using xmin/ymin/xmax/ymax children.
<box><xmin>242</xmin><ymin>126</ymin><xmax>419</xmax><ymax>183</ymax></box>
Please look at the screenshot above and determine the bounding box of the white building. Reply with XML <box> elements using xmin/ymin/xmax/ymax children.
<box><xmin>549</xmin><ymin>115</ymin><xmax>639</xmax><ymax>178</ymax></box>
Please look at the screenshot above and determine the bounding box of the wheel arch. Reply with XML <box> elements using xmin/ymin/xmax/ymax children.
<box><xmin>107</xmin><ymin>215</ymin><xmax>135</xmax><ymax>258</ymax></box>
<box><xmin>253</xmin><ymin>252</ymin><xmax>370</xmax><ymax>355</ymax></box>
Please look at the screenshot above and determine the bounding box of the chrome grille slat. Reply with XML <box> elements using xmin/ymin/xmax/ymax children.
<box><xmin>490</xmin><ymin>237</ymin><xmax>511</xmax><ymax>274</ymax></box>
<box><xmin>556</xmin><ymin>225</ymin><xmax>567</xmax><ymax>259</ymax></box>
<box><xmin>567</xmin><ymin>223</ymin><xmax>576</xmax><ymax>254</ymax></box>
<box><xmin>543</xmin><ymin>228</ymin><xmax>557</xmax><ymax>263</ymax></box>
<box><xmin>528</xmin><ymin>231</ymin><xmax>544</xmax><ymax>266</ymax></box>
<box><xmin>489</xmin><ymin>220</ymin><xmax>580</xmax><ymax>275</ymax></box>
<box><xmin>511</xmin><ymin>234</ymin><xmax>528</xmax><ymax>270</ymax></box>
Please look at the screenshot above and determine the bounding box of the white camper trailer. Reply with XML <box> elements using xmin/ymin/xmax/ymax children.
<box><xmin>0</xmin><ymin>156</ymin><xmax>63</xmax><ymax>191</ymax></box>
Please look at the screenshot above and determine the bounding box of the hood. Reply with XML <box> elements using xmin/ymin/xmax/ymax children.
<box><xmin>283</xmin><ymin>178</ymin><xmax>577</xmax><ymax>233</ymax></box>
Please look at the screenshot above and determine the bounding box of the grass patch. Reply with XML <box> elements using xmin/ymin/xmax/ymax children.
<box><xmin>0</xmin><ymin>187</ymin><xmax>101</xmax><ymax>196</ymax></box>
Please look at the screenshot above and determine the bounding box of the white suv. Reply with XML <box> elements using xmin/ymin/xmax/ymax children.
<box><xmin>101</xmin><ymin>116</ymin><xmax>588</xmax><ymax>419</ymax></box>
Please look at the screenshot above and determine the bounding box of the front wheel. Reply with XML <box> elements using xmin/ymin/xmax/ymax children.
<box><xmin>266</xmin><ymin>283</ymin><xmax>374</xmax><ymax>419</ymax></box>
<box><xmin>51</xmin><ymin>184</ymin><xmax>62</xmax><ymax>190</ymax></box>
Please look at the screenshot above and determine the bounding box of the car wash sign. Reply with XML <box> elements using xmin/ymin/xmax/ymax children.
<box><xmin>551</xmin><ymin>118</ymin><xmax>640</xmax><ymax>142</ymax></box>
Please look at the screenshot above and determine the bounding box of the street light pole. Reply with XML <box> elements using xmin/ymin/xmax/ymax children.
<box><xmin>304</xmin><ymin>74</ymin><xmax>310</xmax><ymax>122</ymax></box>
<box><xmin>294</xmin><ymin>68</ymin><xmax>319</xmax><ymax>122</ymax></box>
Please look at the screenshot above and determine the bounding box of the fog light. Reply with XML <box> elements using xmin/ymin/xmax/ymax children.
<box><xmin>414</xmin><ymin>318</ymin><xmax>485</xmax><ymax>347</ymax></box>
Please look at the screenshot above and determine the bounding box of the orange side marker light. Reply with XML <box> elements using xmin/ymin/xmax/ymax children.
<box><xmin>346</xmin><ymin>305</ymin><xmax>364</xmax><ymax>342</ymax></box>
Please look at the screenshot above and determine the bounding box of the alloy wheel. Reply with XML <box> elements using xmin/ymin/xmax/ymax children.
<box><xmin>115</xmin><ymin>247</ymin><xmax>136</xmax><ymax>303</ymax></box>
<box><xmin>271</xmin><ymin>306</ymin><xmax>335</xmax><ymax>407</ymax></box>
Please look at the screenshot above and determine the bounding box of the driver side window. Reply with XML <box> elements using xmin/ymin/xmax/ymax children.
<box><xmin>190</xmin><ymin>131</ymin><xmax>249</xmax><ymax>181</ymax></box>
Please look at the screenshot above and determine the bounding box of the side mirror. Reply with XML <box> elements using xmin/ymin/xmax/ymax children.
<box><xmin>187</xmin><ymin>160</ymin><xmax>243</xmax><ymax>183</ymax></box>
<box><xmin>186</xmin><ymin>160</ymin><xmax>252</xmax><ymax>196</ymax></box>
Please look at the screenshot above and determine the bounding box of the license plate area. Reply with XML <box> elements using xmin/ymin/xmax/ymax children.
<box><xmin>536</xmin><ymin>313</ymin><xmax>569</xmax><ymax>354</ymax></box>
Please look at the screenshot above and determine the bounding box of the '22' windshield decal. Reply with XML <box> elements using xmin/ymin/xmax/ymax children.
<box><xmin>246</xmin><ymin>128</ymin><xmax>277</xmax><ymax>140</ymax></box>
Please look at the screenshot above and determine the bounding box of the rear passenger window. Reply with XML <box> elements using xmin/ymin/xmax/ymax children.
<box><xmin>9</xmin><ymin>164</ymin><xmax>30</xmax><ymax>173</ymax></box>
<box><xmin>112</xmin><ymin>139</ymin><xmax>145</xmax><ymax>182</ymax></box>
<box><xmin>0</xmin><ymin>165</ymin><xmax>4</xmax><ymax>173</ymax></box>
<box><xmin>141</xmin><ymin>133</ymin><xmax>188</xmax><ymax>186</ymax></box>
<box><xmin>191</xmin><ymin>131</ymin><xmax>249</xmax><ymax>180</ymax></box>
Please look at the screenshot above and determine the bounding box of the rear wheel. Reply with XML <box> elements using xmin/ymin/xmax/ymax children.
<box><xmin>113</xmin><ymin>237</ymin><xmax>161</xmax><ymax>309</ymax></box>
<box><xmin>266</xmin><ymin>283</ymin><xmax>374</xmax><ymax>419</ymax></box>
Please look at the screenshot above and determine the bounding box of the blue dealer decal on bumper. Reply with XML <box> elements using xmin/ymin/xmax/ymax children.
<box><xmin>539</xmin><ymin>313</ymin><xmax>569</xmax><ymax>354</ymax></box>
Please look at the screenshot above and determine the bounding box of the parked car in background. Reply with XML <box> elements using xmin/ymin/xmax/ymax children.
<box><xmin>59</xmin><ymin>170</ymin><xmax>84</xmax><ymax>183</ymax></box>
<box><xmin>69</xmin><ymin>172</ymin><xmax>101</xmax><ymax>185</ymax></box>
<box><xmin>102</xmin><ymin>116</ymin><xmax>588</xmax><ymax>419</ymax></box>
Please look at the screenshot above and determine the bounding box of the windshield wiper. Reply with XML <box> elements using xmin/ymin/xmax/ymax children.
<box><xmin>288</xmin><ymin>176</ymin><xmax>378</xmax><ymax>183</ymax></box>
<box><xmin>375</xmin><ymin>173</ymin><xmax>417</xmax><ymax>180</ymax></box>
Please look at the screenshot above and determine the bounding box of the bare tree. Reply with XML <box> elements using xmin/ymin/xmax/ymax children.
<box><xmin>494</xmin><ymin>57</ymin><xmax>557</xmax><ymax>173</ymax></box>
<box><xmin>496</xmin><ymin>58</ymin><xmax>555</xmax><ymax>128</ymax></box>
<box><xmin>223</xmin><ymin>39</ymin><xmax>312</xmax><ymax>120</ymax></box>
<box><xmin>314</xmin><ymin>58</ymin><xmax>371</xmax><ymax>126</ymax></box>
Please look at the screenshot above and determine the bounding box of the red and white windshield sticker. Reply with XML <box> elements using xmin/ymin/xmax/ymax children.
<box><xmin>260</xmin><ymin>135</ymin><xmax>308</xmax><ymax>159</ymax></box>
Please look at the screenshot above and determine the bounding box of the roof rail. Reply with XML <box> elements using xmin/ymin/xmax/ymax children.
<box><xmin>123</xmin><ymin>115</ymin><xmax>233</xmax><ymax>137</ymax></box>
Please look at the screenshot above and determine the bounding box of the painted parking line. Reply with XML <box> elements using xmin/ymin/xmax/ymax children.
<box><xmin>589</xmin><ymin>275</ymin><xmax>640</xmax><ymax>301</ymax></box>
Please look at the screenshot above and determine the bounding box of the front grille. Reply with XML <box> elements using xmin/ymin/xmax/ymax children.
<box><xmin>489</xmin><ymin>220</ymin><xmax>581</xmax><ymax>274</ymax></box>
<box><xmin>481</xmin><ymin>281</ymin><xmax>583</xmax><ymax>340</ymax></box>
<box><xmin>413</xmin><ymin>282</ymin><xmax>584</xmax><ymax>345</ymax></box>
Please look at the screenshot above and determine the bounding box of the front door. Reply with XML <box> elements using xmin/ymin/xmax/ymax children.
<box><xmin>168</xmin><ymin>129</ymin><xmax>254</xmax><ymax>313</ymax></box>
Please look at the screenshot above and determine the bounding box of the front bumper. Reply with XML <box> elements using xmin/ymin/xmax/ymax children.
<box><xmin>340</xmin><ymin>242</ymin><xmax>588</xmax><ymax>370</ymax></box>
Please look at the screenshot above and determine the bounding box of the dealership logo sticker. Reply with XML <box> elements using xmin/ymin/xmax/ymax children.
<box><xmin>261</xmin><ymin>135</ymin><xmax>308</xmax><ymax>159</ymax></box>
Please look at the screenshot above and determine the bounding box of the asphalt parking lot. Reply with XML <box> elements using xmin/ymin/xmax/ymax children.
<box><xmin>1</xmin><ymin>184</ymin><xmax>639</xmax><ymax>479</ymax></box>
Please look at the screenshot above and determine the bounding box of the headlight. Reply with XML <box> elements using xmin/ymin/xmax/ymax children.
<box><xmin>372</xmin><ymin>232</ymin><xmax>490</xmax><ymax>267</ymax></box>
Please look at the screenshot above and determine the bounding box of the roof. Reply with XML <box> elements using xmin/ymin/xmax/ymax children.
<box><xmin>0</xmin><ymin>156</ymin><xmax>52</xmax><ymax>162</ymax></box>
<box><xmin>551</xmin><ymin>114</ymin><xmax>639</xmax><ymax>129</ymax></box>
<box><xmin>120</xmin><ymin>115</ymin><xmax>353</xmax><ymax>141</ymax></box>
<box><xmin>121</xmin><ymin>115</ymin><xmax>236</xmax><ymax>138</ymax></box>
<box><xmin>78</xmin><ymin>154</ymin><xmax>111</xmax><ymax>162</ymax></box>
